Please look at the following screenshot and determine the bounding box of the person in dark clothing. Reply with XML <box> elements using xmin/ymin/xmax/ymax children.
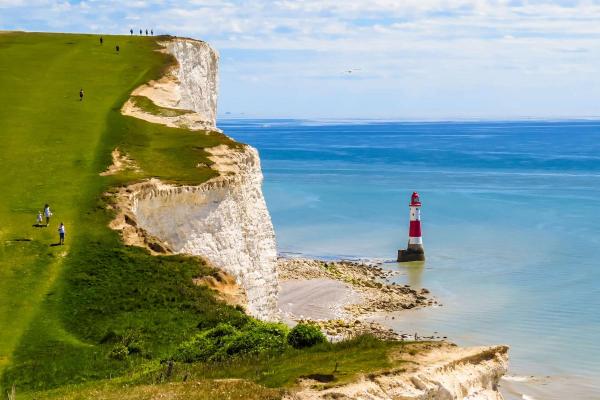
<box><xmin>79</xmin><ymin>89</ymin><xmax>84</xmax><ymax>101</ymax></box>
<box><xmin>139</xmin><ymin>29</ymin><xmax>142</xmax><ymax>35</ymax></box>
<box><xmin>100</xmin><ymin>36</ymin><xmax>103</xmax><ymax>45</ymax></box>
<box><xmin>145</xmin><ymin>29</ymin><xmax>148</xmax><ymax>35</ymax></box>
<box><xmin>116</xmin><ymin>45</ymin><xmax>120</xmax><ymax>53</ymax></box>
<box><xmin>151</xmin><ymin>29</ymin><xmax>154</xmax><ymax>35</ymax></box>
<box><xmin>130</xmin><ymin>28</ymin><xmax>133</xmax><ymax>35</ymax></box>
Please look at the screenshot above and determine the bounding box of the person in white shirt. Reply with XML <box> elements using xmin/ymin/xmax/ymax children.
<box><xmin>36</xmin><ymin>211</ymin><xmax>43</xmax><ymax>226</ymax></box>
<box><xmin>44</xmin><ymin>204</ymin><xmax>52</xmax><ymax>226</ymax></box>
<box><xmin>58</xmin><ymin>223</ymin><xmax>65</xmax><ymax>245</ymax></box>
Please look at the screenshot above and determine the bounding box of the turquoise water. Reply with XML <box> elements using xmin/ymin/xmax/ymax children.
<box><xmin>220</xmin><ymin>119</ymin><xmax>600</xmax><ymax>399</ymax></box>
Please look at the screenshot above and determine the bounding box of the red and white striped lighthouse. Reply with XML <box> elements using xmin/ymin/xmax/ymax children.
<box><xmin>397</xmin><ymin>192</ymin><xmax>425</xmax><ymax>262</ymax></box>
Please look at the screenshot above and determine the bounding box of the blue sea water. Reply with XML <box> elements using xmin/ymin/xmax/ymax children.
<box><xmin>219</xmin><ymin>119</ymin><xmax>600</xmax><ymax>399</ymax></box>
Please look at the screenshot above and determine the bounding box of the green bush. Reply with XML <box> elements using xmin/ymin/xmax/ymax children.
<box><xmin>172</xmin><ymin>321</ymin><xmax>289</xmax><ymax>363</ymax></box>
<box><xmin>108</xmin><ymin>343</ymin><xmax>129</xmax><ymax>361</ymax></box>
<box><xmin>287</xmin><ymin>324</ymin><xmax>326</xmax><ymax>349</ymax></box>
<box><xmin>101</xmin><ymin>329</ymin><xmax>146</xmax><ymax>357</ymax></box>
<box><xmin>220</xmin><ymin>322</ymin><xmax>288</xmax><ymax>359</ymax></box>
<box><xmin>171</xmin><ymin>334</ymin><xmax>215</xmax><ymax>363</ymax></box>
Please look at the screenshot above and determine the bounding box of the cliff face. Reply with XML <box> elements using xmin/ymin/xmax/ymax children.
<box><xmin>129</xmin><ymin>147</ymin><xmax>280</xmax><ymax>321</ymax></box>
<box><xmin>289</xmin><ymin>345</ymin><xmax>509</xmax><ymax>400</ymax></box>
<box><xmin>114</xmin><ymin>38</ymin><xmax>280</xmax><ymax>321</ymax></box>
<box><xmin>165</xmin><ymin>38</ymin><xmax>219</xmax><ymax>127</ymax></box>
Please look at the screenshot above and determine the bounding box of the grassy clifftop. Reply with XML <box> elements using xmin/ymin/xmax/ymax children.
<box><xmin>0</xmin><ymin>31</ymin><xmax>242</xmax><ymax>391</ymax></box>
<box><xmin>0</xmin><ymin>32</ymin><xmax>412</xmax><ymax>399</ymax></box>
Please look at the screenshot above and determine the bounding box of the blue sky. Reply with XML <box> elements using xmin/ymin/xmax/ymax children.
<box><xmin>2</xmin><ymin>0</ymin><xmax>600</xmax><ymax>119</ymax></box>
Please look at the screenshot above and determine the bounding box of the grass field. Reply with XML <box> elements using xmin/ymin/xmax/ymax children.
<box><xmin>0</xmin><ymin>31</ymin><xmax>166</xmax><ymax>376</ymax></box>
<box><xmin>20</xmin><ymin>336</ymin><xmax>414</xmax><ymax>400</ymax></box>
<box><xmin>0</xmin><ymin>32</ymin><xmax>411</xmax><ymax>399</ymax></box>
<box><xmin>0</xmin><ymin>31</ymin><xmax>241</xmax><ymax>391</ymax></box>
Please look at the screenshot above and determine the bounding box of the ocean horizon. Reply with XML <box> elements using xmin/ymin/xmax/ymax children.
<box><xmin>221</xmin><ymin>118</ymin><xmax>600</xmax><ymax>400</ymax></box>
<box><xmin>219</xmin><ymin>116</ymin><xmax>600</xmax><ymax>124</ymax></box>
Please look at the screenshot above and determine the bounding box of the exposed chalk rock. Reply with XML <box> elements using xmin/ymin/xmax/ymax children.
<box><xmin>165</xmin><ymin>38</ymin><xmax>219</xmax><ymax>127</ymax></box>
<box><xmin>112</xmin><ymin>37</ymin><xmax>279</xmax><ymax>321</ymax></box>
<box><xmin>129</xmin><ymin>145</ymin><xmax>280</xmax><ymax>321</ymax></box>
<box><xmin>288</xmin><ymin>344</ymin><xmax>509</xmax><ymax>400</ymax></box>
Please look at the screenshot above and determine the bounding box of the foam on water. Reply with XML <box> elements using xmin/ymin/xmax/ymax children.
<box><xmin>502</xmin><ymin>375</ymin><xmax>533</xmax><ymax>382</ymax></box>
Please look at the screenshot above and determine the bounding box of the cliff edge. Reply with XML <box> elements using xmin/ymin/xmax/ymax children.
<box><xmin>288</xmin><ymin>344</ymin><xmax>509</xmax><ymax>400</ymax></box>
<box><xmin>111</xmin><ymin>37</ymin><xmax>280</xmax><ymax>321</ymax></box>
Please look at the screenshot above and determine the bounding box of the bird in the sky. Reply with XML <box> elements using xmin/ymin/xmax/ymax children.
<box><xmin>344</xmin><ymin>68</ymin><xmax>362</xmax><ymax>74</ymax></box>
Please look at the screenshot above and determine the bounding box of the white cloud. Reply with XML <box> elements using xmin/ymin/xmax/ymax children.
<box><xmin>3</xmin><ymin>0</ymin><xmax>600</xmax><ymax>117</ymax></box>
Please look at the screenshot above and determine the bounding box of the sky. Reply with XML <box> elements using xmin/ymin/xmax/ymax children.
<box><xmin>2</xmin><ymin>0</ymin><xmax>600</xmax><ymax>119</ymax></box>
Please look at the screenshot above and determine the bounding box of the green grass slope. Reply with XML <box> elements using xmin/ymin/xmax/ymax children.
<box><xmin>0</xmin><ymin>32</ymin><xmax>244</xmax><ymax>391</ymax></box>
<box><xmin>0</xmin><ymin>31</ymin><xmax>166</xmax><ymax>375</ymax></box>
<box><xmin>0</xmin><ymin>32</ymin><xmax>412</xmax><ymax>399</ymax></box>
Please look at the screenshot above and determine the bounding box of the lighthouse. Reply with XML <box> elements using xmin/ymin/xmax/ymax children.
<box><xmin>397</xmin><ymin>192</ymin><xmax>425</xmax><ymax>262</ymax></box>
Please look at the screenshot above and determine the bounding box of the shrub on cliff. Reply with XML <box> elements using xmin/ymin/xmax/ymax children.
<box><xmin>172</xmin><ymin>321</ymin><xmax>289</xmax><ymax>363</ymax></box>
<box><xmin>172</xmin><ymin>334</ymin><xmax>215</xmax><ymax>363</ymax></box>
<box><xmin>109</xmin><ymin>343</ymin><xmax>129</xmax><ymax>361</ymax></box>
<box><xmin>287</xmin><ymin>324</ymin><xmax>326</xmax><ymax>349</ymax></box>
<box><xmin>220</xmin><ymin>322</ymin><xmax>288</xmax><ymax>359</ymax></box>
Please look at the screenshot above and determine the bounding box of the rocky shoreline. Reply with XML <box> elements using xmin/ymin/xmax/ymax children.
<box><xmin>277</xmin><ymin>258</ymin><xmax>439</xmax><ymax>340</ymax></box>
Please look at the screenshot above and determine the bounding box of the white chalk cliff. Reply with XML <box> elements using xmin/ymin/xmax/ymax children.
<box><xmin>165</xmin><ymin>39</ymin><xmax>219</xmax><ymax>127</ymax></box>
<box><xmin>129</xmin><ymin>149</ymin><xmax>280</xmax><ymax>321</ymax></box>
<box><xmin>116</xmin><ymin>37</ymin><xmax>280</xmax><ymax>321</ymax></box>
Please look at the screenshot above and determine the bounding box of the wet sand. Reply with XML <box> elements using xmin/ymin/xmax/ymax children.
<box><xmin>278</xmin><ymin>278</ymin><xmax>360</xmax><ymax>322</ymax></box>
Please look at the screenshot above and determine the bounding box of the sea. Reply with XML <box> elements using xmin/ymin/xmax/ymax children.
<box><xmin>219</xmin><ymin>119</ymin><xmax>600</xmax><ymax>400</ymax></box>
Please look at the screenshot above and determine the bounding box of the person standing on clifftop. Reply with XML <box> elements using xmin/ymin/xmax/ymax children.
<box><xmin>145</xmin><ymin>29</ymin><xmax>148</xmax><ymax>35</ymax></box>
<box><xmin>151</xmin><ymin>29</ymin><xmax>154</xmax><ymax>35</ymax></box>
<box><xmin>130</xmin><ymin>28</ymin><xmax>133</xmax><ymax>35</ymax></box>
<box><xmin>99</xmin><ymin>36</ymin><xmax>103</xmax><ymax>45</ymax></box>
<box><xmin>58</xmin><ymin>223</ymin><xmax>65</xmax><ymax>245</ymax></box>
<box><xmin>139</xmin><ymin>29</ymin><xmax>142</xmax><ymax>35</ymax></box>
<box><xmin>79</xmin><ymin>89</ymin><xmax>84</xmax><ymax>101</ymax></box>
<box><xmin>44</xmin><ymin>204</ymin><xmax>52</xmax><ymax>226</ymax></box>
<box><xmin>116</xmin><ymin>45</ymin><xmax>120</xmax><ymax>54</ymax></box>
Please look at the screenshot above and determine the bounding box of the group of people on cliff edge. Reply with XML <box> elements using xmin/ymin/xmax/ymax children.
<box><xmin>130</xmin><ymin>28</ymin><xmax>153</xmax><ymax>36</ymax></box>
<box><xmin>35</xmin><ymin>204</ymin><xmax>66</xmax><ymax>245</ymax></box>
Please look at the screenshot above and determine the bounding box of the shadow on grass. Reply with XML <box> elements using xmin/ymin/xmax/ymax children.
<box><xmin>302</xmin><ymin>373</ymin><xmax>335</xmax><ymax>383</ymax></box>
